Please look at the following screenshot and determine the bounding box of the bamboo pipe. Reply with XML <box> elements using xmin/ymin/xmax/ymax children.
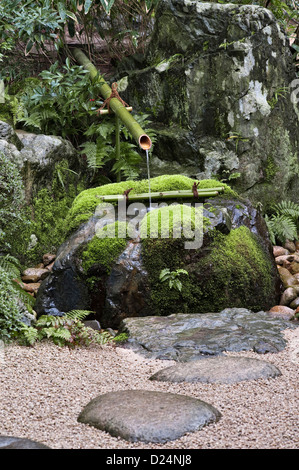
<box><xmin>96</xmin><ymin>188</ymin><xmax>224</xmax><ymax>203</ymax></box>
<box><xmin>72</xmin><ymin>48</ymin><xmax>152</xmax><ymax>150</ymax></box>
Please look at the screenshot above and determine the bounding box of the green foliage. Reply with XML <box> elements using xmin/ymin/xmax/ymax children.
<box><xmin>9</xmin><ymin>159</ymin><xmax>86</xmax><ymax>266</ymax></box>
<box><xmin>113</xmin><ymin>332</ymin><xmax>129</xmax><ymax>343</ymax></box>
<box><xmin>267</xmin><ymin>86</ymin><xmax>289</xmax><ymax>109</ymax></box>
<box><xmin>80</xmin><ymin>112</ymin><xmax>156</xmax><ymax>182</ymax></box>
<box><xmin>16</xmin><ymin>59</ymin><xmax>103</xmax><ymax>143</ymax></box>
<box><xmin>0</xmin><ymin>152</ymin><xmax>29</xmax><ymax>253</ymax></box>
<box><xmin>0</xmin><ymin>0</ymin><xmax>158</xmax><ymax>80</ymax></box>
<box><xmin>265</xmin><ymin>200</ymin><xmax>299</xmax><ymax>244</ymax></box>
<box><xmin>18</xmin><ymin>309</ymin><xmax>116</xmax><ymax>348</ymax></box>
<box><xmin>0</xmin><ymin>257</ymin><xmax>36</xmax><ymax>343</ymax></box>
<box><xmin>0</xmin><ymin>267</ymin><xmax>24</xmax><ymax>342</ymax></box>
<box><xmin>159</xmin><ymin>268</ymin><xmax>189</xmax><ymax>292</ymax></box>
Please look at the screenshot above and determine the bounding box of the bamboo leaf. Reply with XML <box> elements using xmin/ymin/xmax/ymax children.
<box><xmin>84</xmin><ymin>0</ymin><xmax>93</xmax><ymax>14</ymax></box>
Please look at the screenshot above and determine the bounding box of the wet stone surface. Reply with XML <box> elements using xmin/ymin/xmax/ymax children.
<box><xmin>149</xmin><ymin>356</ymin><xmax>282</xmax><ymax>384</ymax></box>
<box><xmin>77</xmin><ymin>390</ymin><xmax>221</xmax><ymax>443</ymax></box>
<box><xmin>0</xmin><ymin>435</ymin><xmax>50</xmax><ymax>449</ymax></box>
<box><xmin>119</xmin><ymin>308</ymin><xmax>299</xmax><ymax>361</ymax></box>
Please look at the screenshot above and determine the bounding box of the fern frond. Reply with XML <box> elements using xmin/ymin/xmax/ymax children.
<box><xmin>65</xmin><ymin>310</ymin><xmax>95</xmax><ymax>321</ymax></box>
<box><xmin>273</xmin><ymin>200</ymin><xmax>299</xmax><ymax>220</ymax></box>
<box><xmin>266</xmin><ymin>214</ymin><xmax>297</xmax><ymax>244</ymax></box>
<box><xmin>0</xmin><ymin>255</ymin><xmax>21</xmax><ymax>279</ymax></box>
<box><xmin>96</xmin><ymin>330</ymin><xmax>114</xmax><ymax>345</ymax></box>
<box><xmin>20</xmin><ymin>325</ymin><xmax>39</xmax><ymax>346</ymax></box>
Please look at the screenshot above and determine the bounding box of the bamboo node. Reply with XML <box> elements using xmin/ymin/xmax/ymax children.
<box><xmin>97</xmin><ymin>82</ymin><xmax>129</xmax><ymax>115</ymax></box>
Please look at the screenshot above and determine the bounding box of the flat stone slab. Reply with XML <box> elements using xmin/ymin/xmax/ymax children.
<box><xmin>77</xmin><ymin>390</ymin><xmax>221</xmax><ymax>443</ymax></box>
<box><xmin>150</xmin><ymin>356</ymin><xmax>282</xmax><ymax>384</ymax></box>
<box><xmin>0</xmin><ymin>435</ymin><xmax>50</xmax><ymax>449</ymax></box>
<box><xmin>119</xmin><ymin>308</ymin><xmax>299</xmax><ymax>361</ymax></box>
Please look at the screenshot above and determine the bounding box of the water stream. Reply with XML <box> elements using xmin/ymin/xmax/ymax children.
<box><xmin>146</xmin><ymin>149</ymin><xmax>152</xmax><ymax>211</ymax></box>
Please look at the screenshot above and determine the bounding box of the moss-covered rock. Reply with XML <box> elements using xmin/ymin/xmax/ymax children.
<box><xmin>65</xmin><ymin>174</ymin><xmax>237</xmax><ymax>234</ymax></box>
<box><xmin>35</xmin><ymin>176</ymin><xmax>280</xmax><ymax>327</ymax></box>
<box><xmin>82</xmin><ymin>222</ymin><xmax>128</xmax><ymax>275</ymax></box>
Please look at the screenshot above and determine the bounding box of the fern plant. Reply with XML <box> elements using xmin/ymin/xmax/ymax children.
<box><xmin>80</xmin><ymin>112</ymin><xmax>156</xmax><ymax>181</ymax></box>
<box><xmin>0</xmin><ymin>255</ymin><xmax>35</xmax><ymax>311</ymax></box>
<box><xmin>265</xmin><ymin>200</ymin><xmax>299</xmax><ymax>245</ymax></box>
<box><xmin>18</xmin><ymin>309</ymin><xmax>116</xmax><ymax>348</ymax></box>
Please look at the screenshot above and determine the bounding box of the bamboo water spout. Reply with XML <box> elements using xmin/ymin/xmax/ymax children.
<box><xmin>72</xmin><ymin>48</ymin><xmax>152</xmax><ymax>150</ymax></box>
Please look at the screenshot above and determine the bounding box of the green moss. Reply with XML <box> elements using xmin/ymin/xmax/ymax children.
<box><xmin>66</xmin><ymin>175</ymin><xmax>238</xmax><ymax>234</ymax></box>
<box><xmin>9</xmin><ymin>160</ymin><xmax>85</xmax><ymax>266</ymax></box>
<box><xmin>82</xmin><ymin>222</ymin><xmax>128</xmax><ymax>275</ymax></box>
<box><xmin>192</xmin><ymin>226</ymin><xmax>274</xmax><ymax>312</ymax></box>
<box><xmin>141</xmin><ymin>225</ymin><xmax>275</xmax><ymax>316</ymax></box>
<box><xmin>264</xmin><ymin>155</ymin><xmax>279</xmax><ymax>183</ymax></box>
<box><xmin>140</xmin><ymin>203</ymin><xmax>209</xmax><ymax>239</ymax></box>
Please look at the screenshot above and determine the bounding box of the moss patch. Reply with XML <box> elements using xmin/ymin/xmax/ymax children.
<box><xmin>142</xmin><ymin>225</ymin><xmax>275</xmax><ymax>316</ymax></box>
<box><xmin>82</xmin><ymin>222</ymin><xmax>128</xmax><ymax>275</ymax></box>
<box><xmin>66</xmin><ymin>175</ymin><xmax>237</xmax><ymax>234</ymax></box>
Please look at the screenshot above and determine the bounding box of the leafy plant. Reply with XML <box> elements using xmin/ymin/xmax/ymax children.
<box><xmin>16</xmin><ymin>58</ymin><xmax>103</xmax><ymax>144</ymax></box>
<box><xmin>0</xmin><ymin>152</ymin><xmax>29</xmax><ymax>253</ymax></box>
<box><xmin>265</xmin><ymin>200</ymin><xmax>299</xmax><ymax>244</ymax></box>
<box><xmin>18</xmin><ymin>309</ymin><xmax>116</xmax><ymax>348</ymax></box>
<box><xmin>267</xmin><ymin>86</ymin><xmax>289</xmax><ymax>109</ymax></box>
<box><xmin>159</xmin><ymin>268</ymin><xmax>189</xmax><ymax>292</ymax></box>
<box><xmin>80</xmin><ymin>112</ymin><xmax>156</xmax><ymax>181</ymax></box>
<box><xmin>226</xmin><ymin>131</ymin><xmax>249</xmax><ymax>152</ymax></box>
<box><xmin>0</xmin><ymin>255</ymin><xmax>36</xmax><ymax>343</ymax></box>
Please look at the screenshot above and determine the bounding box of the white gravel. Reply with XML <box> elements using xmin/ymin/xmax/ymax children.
<box><xmin>0</xmin><ymin>328</ymin><xmax>298</xmax><ymax>449</ymax></box>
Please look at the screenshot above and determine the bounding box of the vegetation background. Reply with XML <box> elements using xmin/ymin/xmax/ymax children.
<box><xmin>0</xmin><ymin>0</ymin><xmax>298</xmax><ymax>344</ymax></box>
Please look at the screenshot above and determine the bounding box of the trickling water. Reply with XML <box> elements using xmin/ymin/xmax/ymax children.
<box><xmin>146</xmin><ymin>149</ymin><xmax>152</xmax><ymax>211</ymax></box>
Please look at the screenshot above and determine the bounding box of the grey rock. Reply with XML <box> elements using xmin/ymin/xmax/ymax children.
<box><xmin>121</xmin><ymin>1</ymin><xmax>299</xmax><ymax>209</ymax></box>
<box><xmin>0</xmin><ymin>435</ymin><xmax>50</xmax><ymax>449</ymax></box>
<box><xmin>119</xmin><ymin>308</ymin><xmax>299</xmax><ymax>361</ymax></box>
<box><xmin>77</xmin><ymin>390</ymin><xmax>221</xmax><ymax>443</ymax></box>
<box><xmin>150</xmin><ymin>356</ymin><xmax>282</xmax><ymax>384</ymax></box>
<box><xmin>0</xmin><ymin>127</ymin><xmax>81</xmax><ymax>203</ymax></box>
<box><xmin>0</xmin><ymin>121</ymin><xmax>23</xmax><ymax>150</ymax></box>
<box><xmin>84</xmin><ymin>320</ymin><xmax>101</xmax><ymax>331</ymax></box>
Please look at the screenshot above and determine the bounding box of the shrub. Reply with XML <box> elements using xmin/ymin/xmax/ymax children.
<box><xmin>0</xmin><ymin>152</ymin><xmax>26</xmax><ymax>252</ymax></box>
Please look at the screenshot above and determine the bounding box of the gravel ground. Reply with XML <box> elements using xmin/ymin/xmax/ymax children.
<box><xmin>0</xmin><ymin>328</ymin><xmax>298</xmax><ymax>450</ymax></box>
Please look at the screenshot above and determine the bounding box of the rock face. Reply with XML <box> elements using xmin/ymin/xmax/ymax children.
<box><xmin>35</xmin><ymin>176</ymin><xmax>281</xmax><ymax>328</ymax></box>
<box><xmin>121</xmin><ymin>1</ymin><xmax>299</xmax><ymax>208</ymax></box>
<box><xmin>0</xmin><ymin>121</ymin><xmax>80</xmax><ymax>201</ymax></box>
<box><xmin>119</xmin><ymin>308</ymin><xmax>298</xmax><ymax>361</ymax></box>
<box><xmin>77</xmin><ymin>390</ymin><xmax>221</xmax><ymax>443</ymax></box>
<box><xmin>149</xmin><ymin>356</ymin><xmax>282</xmax><ymax>384</ymax></box>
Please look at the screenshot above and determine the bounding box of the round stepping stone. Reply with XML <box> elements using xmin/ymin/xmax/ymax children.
<box><xmin>149</xmin><ymin>356</ymin><xmax>282</xmax><ymax>384</ymax></box>
<box><xmin>0</xmin><ymin>435</ymin><xmax>50</xmax><ymax>449</ymax></box>
<box><xmin>77</xmin><ymin>390</ymin><xmax>221</xmax><ymax>443</ymax></box>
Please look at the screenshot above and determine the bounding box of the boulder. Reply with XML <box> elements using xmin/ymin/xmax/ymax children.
<box><xmin>77</xmin><ymin>390</ymin><xmax>221</xmax><ymax>443</ymax></box>
<box><xmin>0</xmin><ymin>122</ymin><xmax>81</xmax><ymax>202</ymax></box>
<box><xmin>279</xmin><ymin>287</ymin><xmax>299</xmax><ymax>306</ymax></box>
<box><xmin>120</xmin><ymin>1</ymin><xmax>299</xmax><ymax>209</ymax></box>
<box><xmin>35</xmin><ymin>176</ymin><xmax>281</xmax><ymax>329</ymax></box>
<box><xmin>268</xmin><ymin>305</ymin><xmax>295</xmax><ymax>320</ymax></box>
